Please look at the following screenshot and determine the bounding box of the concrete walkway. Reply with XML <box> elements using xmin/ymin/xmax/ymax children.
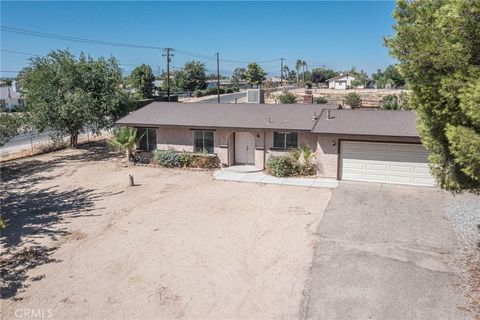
<box><xmin>213</xmin><ymin>169</ymin><xmax>338</xmax><ymax>188</ymax></box>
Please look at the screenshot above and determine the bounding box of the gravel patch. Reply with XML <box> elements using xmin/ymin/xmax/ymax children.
<box><xmin>444</xmin><ymin>192</ymin><xmax>480</xmax><ymax>243</ymax></box>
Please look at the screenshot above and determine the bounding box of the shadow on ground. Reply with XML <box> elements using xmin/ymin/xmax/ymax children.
<box><xmin>0</xmin><ymin>141</ymin><xmax>122</xmax><ymax>299</ymax></box>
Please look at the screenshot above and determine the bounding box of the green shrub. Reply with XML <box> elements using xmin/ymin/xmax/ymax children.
<box><xmin>226</xmin><ymin>88</ymin><xmax>234</xmax><ymax>93</ymax></box>
<box><xmin>266</xmin><ymin>155</ymin><xmax>294</xmax><ymax>177</ymax></box>
<box><xmin>314</xmin><ymin>96</ymin><xmax>328</xmax><ymax>104</ymax></box>
<box><xmin>381</xmin><ymin>94</ymin><xmax>400</xmax><ymax>110</ymax></box>
<box><xmin>305</xmin><ymin>82</ymin><xmax>312</xmax><ymax>89</ymax></box>
<box><xmin>178</xmin><ymin>153</ymin><xmax>193</xmax><ymax>167</ymax></box>
<box><xmin>344</xmin><ymin>92</ymin><xmax>361</xmax><ymax>108</ymax></box>
<box><xmin>277</xmin><ymin>91</ymin><xmax>297</xmax><ymax>104</ymax></box>
<box><xmin>195</xmin><ymin>90</ymin><xmax>204</xmax><ymax>97</ymax></box>
<box><xmin>266</xmin><ymin>145</ymin><xmax>317</xmax><ymax>177</ymax></box>
<box><xmin>153</xmin><ymin>150</ymin><xmax>181</xmax><ymax>167</ymax></box>
<box><xmin>289</xmin><ymin>145</ymin><xmax>317</xmax><ymax>176</ymax></box>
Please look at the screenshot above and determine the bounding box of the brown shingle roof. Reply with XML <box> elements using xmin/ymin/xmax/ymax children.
<box><xmin>312</xmin><ymin>109</ymin><xmax>419</xmax><ymax>137</ymax></box>
<box><xmin>116</xmin><ymin>102</ymin><xmax>420</xmax><ymax>138</ymax></box>
<box><xmin>116</xmin><ymin>102</ymin><xmax>334</xmax><ymax>131</ymax></box>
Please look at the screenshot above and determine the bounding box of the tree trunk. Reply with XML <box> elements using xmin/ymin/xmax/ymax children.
<box><xmin>69</xmin><ymin>132</ymin><xmax>79</xmax><ymax>148</ymax></box>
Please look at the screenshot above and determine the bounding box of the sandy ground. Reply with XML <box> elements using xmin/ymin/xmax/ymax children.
<box><xmin>0</xmin><ymin>142</ymin><xmax>331</xmax><ymax>319</ymax></box>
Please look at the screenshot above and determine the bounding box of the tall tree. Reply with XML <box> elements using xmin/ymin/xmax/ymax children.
<box><xmin>128</xmin><ymin>64</ymin><xmax>155</xmax><ymax>99</ymax></box>
<box><xmin>351</xmin><ymin>70</ymin><xmax>369</xmax><ymax>87</ymax></box>
<box><xmin>295</xmin><ymin>60</ymin><xmax>303</xmax><ymax>84</ymax></box>
<box><xmin>231</xmin><ymin>67</ymin><xmax>246</xmax><ymax>86</ymax></box>
<box><xmin>244</xmin><ymin>63</ymin><xmax>266</xmax><ymax>86</ymax></box>
<box><xmin>174</xmin><ymin>60</ymin><xmax>207</xmax><ymax>93</ymax></box>
<box><xmin>386</xmin><ymin>0</ymin><xmax>480</xmax><ymax>191</ymax></box>
<box><xmin>372</xmin><ymin>65</ymin><xmax>405</xmax><ymax>88</ymax></box>
<box><xmin>311</xmin><ymin>68</ymin><xmax>326</xmax><ymax>86</ymax></box>
<box><xmin>20</xmin><ymin>50</ymin><xmax>131</xmax><ymax>147</ymax></box>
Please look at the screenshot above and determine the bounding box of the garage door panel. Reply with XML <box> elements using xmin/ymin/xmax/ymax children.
<box><xmin>342</xmin><ymin>172</ymin><xmax>366</xmax><ymax>180</ymax></box>
<box><xmin>389</xmin><ymin>164</ymin><xmax>414</xmax><ymax>173</ymax></box>
<box><xmin>365</xmin><ymin>163</ymin><xmax>389</xmax><ymax>171</ymax></box>
<box><xmin>342</xmin><ymin>160</ymin><xmax>365</xmax><ymax>170</ymax></box>
<box><xmin>340</xmin><ymin>141</ymin><xmax>435</xmax><ymax>187</ymax></box>
<box><xmin>364</xmin><ymin>173</ymin><xmax>387</xmax><ymax>182</ymax></box>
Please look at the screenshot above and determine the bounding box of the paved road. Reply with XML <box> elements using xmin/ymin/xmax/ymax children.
<box><xmin>0</xmin><ymin>130</ymin><xmax>92</xmax><ymax>157</ymax></box>
<box><xmin>198</xmin><ymin>91</ymin><xmax>246</xmax><ymax>103</ymax></box>
<box><xmin>300</xmin><ymin>181</ymin><xmax>470</xmax><ymax>320</ymax></box>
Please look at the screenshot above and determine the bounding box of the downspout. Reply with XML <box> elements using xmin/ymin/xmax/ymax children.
<box><xmin>263</xmin><ymin>129</ymin><xmax>266</xmax><ymax>170</ymax></box>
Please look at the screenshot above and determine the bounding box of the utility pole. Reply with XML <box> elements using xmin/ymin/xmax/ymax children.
<box><xmin>280</xmin><ymin>58</ymin><xmax>285</xmax><ymax>87</ymax></box>
<box><xmin>216</xmin><ymin>52</ymin><xmax>220</xmax><ymax>103</ymax></box>
<box><xmin>162</xmin><ymin>48</ymin><xmax>174</xmax><ymax>101</ymax></box>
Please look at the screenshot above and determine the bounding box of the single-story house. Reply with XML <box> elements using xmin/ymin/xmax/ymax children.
<box><xmin>116</xmin><ymin>102</ymin><xmax>435</xmax><ymax>187</ymax></box>
<box><xmin>327</xmin><ymin>73</ymin><xmax>355</xmax><ymax>90</ymax></box>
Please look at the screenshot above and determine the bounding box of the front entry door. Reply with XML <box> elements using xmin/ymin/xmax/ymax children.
<box><xmin>235</xmin><ymin>132</ymin><xmax>255</xmax><ymax>164</ymax></box>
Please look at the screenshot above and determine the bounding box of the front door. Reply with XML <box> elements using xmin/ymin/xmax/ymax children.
<box><xmin>235</xmin><ymin>132</ymin><xmax>255</xmax><ymax>164</ymax></box>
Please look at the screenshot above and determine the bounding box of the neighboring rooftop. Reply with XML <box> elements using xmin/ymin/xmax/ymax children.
<box><xmin>326</xmin><ymin>73</ymin><xmax>356</xmax><ymax>82</ymax></box>
<box><xmin>312</xmin><ymin>109</ymin><xmax>419</xmax><ymax>137</ymax></box>
<box><xmin>116</xmin><ymin>102</ymin><xmax>334</xmax><ymax>131</ymax></box>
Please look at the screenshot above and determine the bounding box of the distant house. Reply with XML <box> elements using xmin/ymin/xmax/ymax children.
<box><xmin>327</xmin><ymin>73</ymin><xmax>356</xmax><ymax>90</ymax></box>
<box><xmin>0</xmin><ymin>81</ymin><xmax>22</xmax><ymax>111</ymax></box>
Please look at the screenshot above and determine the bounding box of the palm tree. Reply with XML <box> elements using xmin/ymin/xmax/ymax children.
<box><xmin>302</xmin><ymin>61</ymin><xmax>307</xmax><ymax>83</ymax></box>
<box><xmin>108</xmin><ymin>127</ymin><xmax>142</xmax><ymax>162</ymax></box>
<box><xmin>295</xmin><ymin>60</ymin><xmax>303</xmax><ymax>84</ymax></box>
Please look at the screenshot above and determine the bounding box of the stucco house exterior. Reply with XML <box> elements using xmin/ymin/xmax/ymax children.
<box><xmin>116</xmin><ymin>102</ymin><xmax>435</xmax><ymax>187</ymax></box>
<box><xmin>327</xmin><ymin>73</ymin><xmax>356</xmax><ymax>89</ymax></box>
<box><xmin>0</xmin><ymin>81</ymin><xmax>22</xmax><ymax>111</ymax></box>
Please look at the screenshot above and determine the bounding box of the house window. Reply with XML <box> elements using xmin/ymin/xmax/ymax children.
<box><xmin>273</xmin><ymin>132</ymin><xmax>298</xmax><ymax>149</ymax></box>
<box><xmin>194</xmin><ymin>130</ymin><xmax>214</xmax><ymax>154</ymax></box>
<box><xmin>137</xmin><ymin>128</ymin><xmax>157</xmax><ymax>151</ymax></box>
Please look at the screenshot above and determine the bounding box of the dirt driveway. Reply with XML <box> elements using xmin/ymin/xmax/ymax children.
<box><xmin>301</xmin><ymin>181</ymin><xmax>472</xmax><ymax>320</ymax></box>
<box><xmin>1</xmin><ymin>143</ymin><xmax>331</xmax><ymax>319</ymax></box>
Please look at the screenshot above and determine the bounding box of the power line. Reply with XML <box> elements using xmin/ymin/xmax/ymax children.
<box><xmin>1</xmin><ymin>49</ymin><xmax>39</xmax><ymax>56</ymax></box>
<box><xmin>1</xmin><ymin>49</ymin><xmax>162</xmax><ymax>68</ymax></box>
<box><xmin>1</xmin><ymin>26</ymin><xmax>166</xmax><ymax>50</ymax></box>
<box><xmin>1</xmin><ymin>25</ymin><xmax>283</xmax><ymax>65</ymax></box>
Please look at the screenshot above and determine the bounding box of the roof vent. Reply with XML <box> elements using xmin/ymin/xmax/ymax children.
<box><xmin>326</xmin><ymin>110</ymin><xmax>335</xmax><ymax>120</ymax></box>
<box><xmin>312</xmin><ymin>111</ymin><xmax>319</xmax><ymax>120</ymax></box>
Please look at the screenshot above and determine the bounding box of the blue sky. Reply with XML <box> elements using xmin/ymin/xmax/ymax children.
<box><xmin>1</xmin><ymin>1</ymin><xmax>397</xmax><ymax>77</ymax></box>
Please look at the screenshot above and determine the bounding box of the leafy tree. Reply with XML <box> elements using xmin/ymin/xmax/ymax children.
<box><xmin>311</xmin><ymin>69</ymin><xmax>326</xmax><ymax>86</ymax></box>
<box><xmin>244</xmin><ymin>63</ymin><xmax>266</xmax><ymax>86</ymax></box>
<box><xmin>20</xmin><ymin>50</ymin><xmax>131</xmax><ymax>148</ymax></box>
<box><xmin>231</xmin><ymin>67</ymin><xmax>246</xmax><ymax>86</ymax></box>
<box><xmin>386</xmin><ymin>0</ymin><xmax>480</xmax><ymax>191</ymax></box>
<box><xmin>372</xmin><ymin>65</ymin><xmax>405</xmax><ymax>88</ymax></box>
<box><xmin>174</xmin><ymin>61</ymin><xmax>207</xmax><ymax>93</ymax></box>
<box><xmin>344</xmin><ymin>92</ymin><xmax>361</xmax><ymax>108</ymax></box>
<box><xmin>0</xmin><ymin>112</ymin><xmax>26</xmax><ymax>146</ymax></box>
<box><xmin>128</xmin><ymin>64</ymin><xmax>155</xmax><ymax>99</ymax></box>
<box><xmin>322</xmin><ymin>68</ymin><xmax>338</xmax><ymax>82</ymax></box>
<box><xmin>108</xmin><ymin>127</ymin><xmax>142</xmax><ymax>162</ymax></box>
<box><xmin>277</xmin><ymin>91</ymin><xmax>297</xmax><ymax>104</ymax></box>
<box><xmin>351</xmin><ymin>70</ymin><xmax>369</xmax><ymax>87</ymax></box>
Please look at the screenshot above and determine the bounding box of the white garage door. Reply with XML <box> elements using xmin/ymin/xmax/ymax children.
<box><xmin>340</xmin><ymin>141</ymin><xmax>435</xmax><ymax>187</ymax></box>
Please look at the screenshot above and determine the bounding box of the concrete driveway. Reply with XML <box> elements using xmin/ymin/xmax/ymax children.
<box><xmin>301</xmin><ymin>181</ymin><xmax>470</xmax><ymax>320</ymax></box>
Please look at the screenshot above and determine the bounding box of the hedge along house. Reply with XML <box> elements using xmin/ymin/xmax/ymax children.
<box><xmin>116</xmin><ymin>102</ymin><xmax>436</xmax><ymax>187</ymax></box>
